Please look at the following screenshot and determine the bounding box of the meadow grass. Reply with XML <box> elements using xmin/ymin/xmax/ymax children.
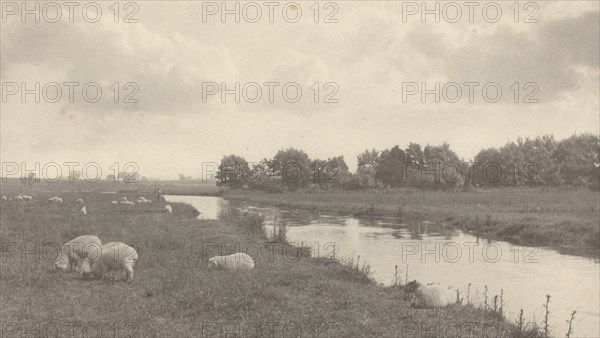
<box><xmin>0</xmin><ymin>182</ymin><xmax>531</xmax><ymax>337</ymax></box>
<box><xmin>225</xmin><ymin>187</ymin><xmax>600</xmax><ymax>252</ymax></box>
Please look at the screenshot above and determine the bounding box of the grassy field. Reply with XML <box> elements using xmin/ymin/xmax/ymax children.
<box><xmin>224</xmin><ymin>187</ymin><xmax>600</xmax><ymax>254</ymax></box>
<box><xmin>0</xmin><ymin>182</ymin><xmax>535</xmax><ymax>337</ymax></box>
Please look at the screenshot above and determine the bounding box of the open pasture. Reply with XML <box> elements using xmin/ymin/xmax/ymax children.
<box><xmin>0</xmin><ymin>183</ymin><xmax>526</xmax><ymax>337</ymax></box>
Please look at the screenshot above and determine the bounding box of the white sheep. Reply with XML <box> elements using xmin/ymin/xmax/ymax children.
<box><xmin>165</xmin><ymin>205</ymin><xmax>172</xmax><ymax>213</ymax></box>
<box><xmin>405</xmin><ymin>280</ymin><xmax>454</xmax><ymax>308</ymax></box>
<box><xmin>54</xmin><ymin>235</ymin><xmax>102</xmax><ymax>272</ymax></box>
<box><xmin>48</xmin><ymin>196</ymin><xmax>63</xmax><ymax>203</ymax></box>
<box><xmin>22</xmin><ymin>195</ymin><xmax>32</xmax><ymax>201</ymax></box>
<box><xmin>1</xmin><ymin>196</ymin><xmax>6</xmax><ymax>201</ymax></box>
<box><xmin>76</xmin><ymin>198</ymin><xmax>84</xmax><ymax>204</ymax></box>
<box><xmin>111</xmin><ymin>201</ymin><xmax>118</xmax><ymax>205</ymax></box>
<box><xmin>137</xmin><ymin>197</ymin><xmax>152</xmax><ymax>204</ymax></box>
<box><xmin>14</xmin><ymin>196</ymin><xmax>23</xmax><ymax>201</ymax></box>
<box><xmin>208</xmin><ymin>253</ymin><xmax>255</xmax><ymax>271</ymax></box>
<box><xmin>120</xmin><ymin>201</ymin><xmax>135</xmax><ymax>205</ymax></box>
<box><xmin>121</xmin><ymin>197</ymin><xmax>128</xmax><ymax>202</ymax></box>
<box><xmin>80</xmin><ymin>242</ymin><xmax>138</xmax><ymax>282</ymax></box>
<box><xmin>81</xmin><ymin>206</ymin><xmax>87</xmax><ymax>215</ymax></box>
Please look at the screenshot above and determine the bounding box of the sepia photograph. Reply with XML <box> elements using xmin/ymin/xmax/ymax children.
<box><xmin>1</xmin><ymin>1</ymin><xmax>599</xmax><ymax>337</ymax></box>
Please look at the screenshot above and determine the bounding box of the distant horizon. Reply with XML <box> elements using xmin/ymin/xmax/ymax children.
<box><xmin>1</xmin><ymin>131</ymin><xmax>597</xmax><ymax>181</ymax></box>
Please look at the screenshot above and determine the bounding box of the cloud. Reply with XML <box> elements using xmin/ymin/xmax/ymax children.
<box><xmin>1</xmin><ymin>2</ymin><xmax>598</xmax><ymax>178</ymax></box>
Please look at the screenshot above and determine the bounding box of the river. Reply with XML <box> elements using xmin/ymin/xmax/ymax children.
<box><xmin>164</xmin><ymin>195</ymin><xmax>600</xmax><ymax>337</ymax></box>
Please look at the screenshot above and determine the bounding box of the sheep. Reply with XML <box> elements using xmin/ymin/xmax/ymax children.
<box><xmin>22</xmin><ymin>195</ymin><xmax>32</xmax><ymax>201</ymax></box>
<box><xmin>137</xmin><ymin>197</ymin><xmax>152</xmax><ymax>204</ymax></box>
<box><xmin>81</xmin><ymin>207</ymin><xmax>87</xmax><ymax>215</ymax></box>
<box><xmin>48</xmin><ymin>196</ymin><xmax>63</xmax><ymax>203</ymax></box>
<box><xmin>405</xmin><ymin>280</ymin><xmax>454</xmax><ymax>308</ymax></box>
<box><xmin>80</xmin><ymin>242</ymin><xmax>138</xmax><ymax>282</ymax></box>
<box><xmin>54</xmin><ymin>235</ymin><xmax>102</xmax><ymax>272</ymax></box>
<box><xmin>1</xmin><ymin>196</ymin><xmax>6</xmax><ymax>201</ymax></box>
<box><xmin>121</xmin><ymin>197</ymin><xmax>128</xmax><ymax>202</ymax></box>
<box><xmin>207</xmin><ymin>253</ymin><xmax>255</xmax><ymax>271</ymax></box>
<box><xmin>120</xmin><ymin>201</ymin><xmax>134</xmax><ymax>205</ymax></box>
<box><xmin>111</xmin><ymin>201</ymin><xmax>118</xmax><ymax>205</ymax></box>
<box><xmin>76</xmin><ymin>198</ymin><xmax>84</xmax><ymax>204</ymax></box>
<box><xmin>14</xmin><ymin>196</ymin><xmax>23</xmax><ymax>201</ymax></box>
<box><xmin>165</xmin><ymin>205</ymin><xmax>172</xmax><ymax>213</ymax></box>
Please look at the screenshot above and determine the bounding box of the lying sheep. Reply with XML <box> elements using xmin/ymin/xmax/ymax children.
<box><xmin>54</xmin><ymin>235</ymin><xmax>102</xmax><ymax>272</ymax></box>
<box><xmin>22</xmin><ymin>195</ymin><xmax>32</xmax><ymax>201</ymax></box>
<box><xmin>14</xmin><ymin>196</ymin><xmax>23</xmax><ymax>201</ymax></box>
<box><xmin>48</xmin><ymin>196</ymin><xmax>63</xmax><ymax>203</ymax></box>
<box><xmin>120</xmin><ymin>201</ymin><xmax>135</xmax><ymax>205</ymax></box>
<box><xmin>80</xmin><ymin>242</ymin><xmax>138</xmax><ymax>282</ymax></box>
<box><xmin>405</xmin><ymin>280</ymin><xmax>454</xmax><ymax>308</ymax></box>
<box><xmin>76</xmin><ymin>198</ymin><xmax>84</xmax><ymax>204</ymax></box>
<box><xmin>208</xmin><ymin>253</ymin><xmax>255</xmax><ymax>271</ymax></box>
<box><xmin>137</xmin><ymin>197</ymin><xmax>152</xmax><ymax>204</ymax></box>
<box><xmin>81</xmin><ymin>206</ymin><xmax>87</xmax><ymax>215</ymax></box>
<box><xmin>165</xmin><ymin>205</ymin><xmax>172</xmax><ymax>213</ymax></box>
<box><xmin>111</xmin><ymin>201</ymin><xmax>118</xmax><ymax>205</ymax></box>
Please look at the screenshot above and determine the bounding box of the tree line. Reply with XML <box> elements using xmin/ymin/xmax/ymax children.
<box><xmin>216</xmin><ymin>133</ymin><xmax>600</xmax><ymax>192</ymax></box>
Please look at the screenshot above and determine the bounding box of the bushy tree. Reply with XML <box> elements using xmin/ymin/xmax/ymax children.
<box><xmin>273</xmin><ymin>148</ymin><xmax>311</xmax><ymax>191</ymax></box>
<box><xmin>216</xmin><ymin>154</ymin><xmax>249</xmax><ymax>189</ymax></box>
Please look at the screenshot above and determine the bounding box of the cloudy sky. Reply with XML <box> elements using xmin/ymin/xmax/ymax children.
<box><xmin>1</xmin><ymin>1</ymin><xmax>598</xmax><ymax>179</ymax></box>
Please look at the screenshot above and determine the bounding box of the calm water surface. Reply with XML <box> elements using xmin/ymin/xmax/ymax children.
<box><xmin>164</xmin><ymin>195</ymin><xmax>600</xmax><ymax>337</ymax></box>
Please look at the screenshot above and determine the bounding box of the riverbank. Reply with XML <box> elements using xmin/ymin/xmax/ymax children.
<box><xmin>0</xmin><ymin>188</ymin><xmax>531</xmax><ymax>337</ymax></box>
<box><xmin>224</xmin><ymin>187</ymin><xmax>600</xmax><ymax>254</ymax></box>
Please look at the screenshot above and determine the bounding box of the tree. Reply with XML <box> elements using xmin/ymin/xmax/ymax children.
<box><xmin>375</xmin><ymin>146</ymin><xmax>408</xmax><ymax>187</ymax></box>
<box><xmin>422</xmin><ymin>143</ymin><xmax>462</xmax><ymax>188</ymax></box>
<box><xmin>553</xmin><ymin>133</ymin><xmax>600</xmax><ymax>186</ymax></box>
<box><xmin>311</xmin><ymin>155</ymin><xmax>350</xmax><ymax>189</ymax></box>
<box><xmin>179</xmin><ymin>174</ymin><xmax>187</xmax><ymax>182</ymax></box>
<box><xmin>357</xmin><ymin>149</ymin><xmax>379</xmax><ymax>168</ymax></box>
<box><xmin>273</xmin><ymin>148</ymin><xmax>311</xmax><ymax>191</ymax></box>
<box><xmin>68</xmin><ymin>170</ymin><xmax>81</xmax><ymax>182</ymax></box>
<box><xmin>216</xmin><ymin>155</ymin><xmax>249</xmax><ymax>189</ymax></box>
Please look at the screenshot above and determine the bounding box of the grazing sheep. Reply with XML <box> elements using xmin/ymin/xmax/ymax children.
<box><xmin>121</xmin><ymin>197</ymin><xmax>128</xmax><ymax>202</ymax></box>
<box><xmin>81</xmin><ymin>206</ymin><xmax>87</xmax><ymax>215</ymax></box>
<box><xmin>165</xmin><ymin>205</ymin><xmax>172</xmax><ymax>213</ymax></box>
<box><xmin>137</xmin><ymin>197</ymin><xmax>152</xmax><ymax>204</ymax></box>
<box><xmin>48</xmin><ymin>196</ymin><xmax>63</xmax><ymax>203</ymax></box>
<box><xmin>22</xmin><ymin>195</ymin><xmax>32</xmax><ymax>201</ymax></box>
<box><xmin>1</xmin><ymin>196</ymin><xmax>6</xmax><ymax>201</ymax></box>
<box><xmin>405</xmin><ymin>280</ymin><xmax>454</xmax><ymax>308</ymax></box>
<box><xmin>80</xmin><ymin>242</ymin><xmax>138</xmax><ymax>282</ymax></box>
<box><xmin>111</xmin><ymin>201</ymin><xmax>118</xmax><ymax>205</ymax></box>
<box><xmin>14</xmin><ymin>196</ymin><xmax>23</xmax><ymax>201</ymax></box>
<box><xmin>76</xmin><ymin>198</ymin><xmax>84</xmax><ymax>204</ymax></box>
<box><xmin>54</xmin><ymin>235</ymin><xmax>102</xmax><ymax>272</ymax></box>
<box><xmin>207</xmin><ymin>253</ymin><xmax>255</xmax><ymax>271</ymax></box>
<box><xmin>120</xmin><ymin>201</ymin><xmax>134</xmax><ymax>205</ymax></box>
